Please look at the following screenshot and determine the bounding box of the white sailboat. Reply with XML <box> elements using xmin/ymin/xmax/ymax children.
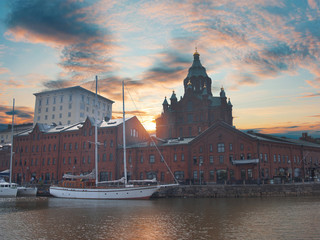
<box><xmin>50</xmin><ymin>77</ymin><xmax>169</xmax><ymax>200</ymax></box>
<box><xmin>0</xmin><ymin>99</ymin><xmax>18</xmax><ymax>198</ymax></box>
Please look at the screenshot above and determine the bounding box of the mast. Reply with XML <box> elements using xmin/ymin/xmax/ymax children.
<box><xmin>122</xmin><ymin>81</ymin><xmax>128</xmax><ymax>186</ymax></box>
<box><xmin>95</xmin><ymin>76</ymin><xmax>98</xmax><ymax>187</ymax></box>
<box><xmin>9</xmin><ymin>98</ymin><xmax>15</xmax><ymax>185</ymax></box>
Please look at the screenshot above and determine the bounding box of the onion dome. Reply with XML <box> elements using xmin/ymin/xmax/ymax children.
<box><xmin>162</xmin><ymin>96</ymin><xmax>168</xmax><ymax>105</ymax></box>
<box><xmin>220</xmin><ymin>87</ymin><xmax>226</xmax><ymax>98</ymax></box>
<box><xmin>187</xmin><ymin>48</ymin><xmax>208</xmax><ymax>78</ymax></box>
<box><xmin>170</xmin><ymin>91</ymin><xmax>177</xmax><ymax>101</ymax></box>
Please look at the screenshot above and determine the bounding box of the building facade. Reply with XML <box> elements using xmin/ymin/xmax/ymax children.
<box><xmin>33</xmin><ymin>86</ymin><xmax>114</xmax><ymax>126</ymax></box>
<box><xmin>10</xmin><ymin>118</ymin><xmax>320</xmax><ymax>184</ymax></box>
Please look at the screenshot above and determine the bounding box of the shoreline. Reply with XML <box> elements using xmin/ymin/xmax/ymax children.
<box><xmin>35</xmin><ymin>182</ymin><xmax>320</xmax><ymax>198</ymax></box>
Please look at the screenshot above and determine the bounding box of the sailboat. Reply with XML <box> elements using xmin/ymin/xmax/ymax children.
<box><xmin>50</xmin><ymin>77</ymin><xmax>174</xmax><ymax>199</ymax></box>
<box><xmin>0</xmin><ymin>99</ymin><xmax>38</xmax><ymax>198</ymax></box>
<box><xmin>0</xmin><ymin>99</ymin><xmax>18</xmax><ymax>198</ymax></box>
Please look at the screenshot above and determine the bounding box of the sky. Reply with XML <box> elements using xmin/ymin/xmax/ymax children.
<box><xmin>0</xmin><ymin>0</ymin><xmax>319</xmax><ymax>138</ymax></box>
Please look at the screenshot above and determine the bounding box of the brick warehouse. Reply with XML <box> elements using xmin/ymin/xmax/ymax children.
<box><xmin>6</xmin><ymin>50</ymin><xmax>320</xmax><ymax>184</ymax></box>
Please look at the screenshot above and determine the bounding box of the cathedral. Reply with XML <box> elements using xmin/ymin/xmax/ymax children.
<box><xmin>156</xmin><ymin>49</ymin><xmax>233</xmax><ymax>139</ymax></box>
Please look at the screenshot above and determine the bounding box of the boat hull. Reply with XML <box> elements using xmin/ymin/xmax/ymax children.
<box><xmin>49</xmin><ymin>185</ymin><xmax>160</xmax><ymax>200</ymax></box>
<box><xmin>0</xmin><ymin>187</ymin><xmax>18</xmax><ymax>197</ymax></box>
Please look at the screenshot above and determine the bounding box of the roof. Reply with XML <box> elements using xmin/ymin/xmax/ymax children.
<box><xmin>186</xmin><ymin>51</ymin><xmax>208</xmax><ymax>78</ymax></box>
<box><xmin>14</xmin><ymin>117</ymin><xmax>135</xmax><ymax>136</ymax></box>
<box><xmin>245</xmin><ymin>132</ymin><xmax>320</xmax><ymax>148</ymax></box>
<box><xmin>33</xmin><ymin>86</ymin><xmax>114</xmax><ymax>103</ymax></box>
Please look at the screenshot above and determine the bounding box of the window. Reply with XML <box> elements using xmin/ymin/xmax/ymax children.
<box><xmin>47</xmin><ymin>158</ymin><xmax>50</xmax><ymax>165</ymax></box>
<box><xmin>264</xmin><ymin>154</ymin><xmax>268</xmax><ymax>162</ymax></box>
<box><xmin>217</xmin><ymin>143</ymin><xmax>225</xmax><ymax>153</ymax></box>
<box><xmin>103</xmin><ymin>153</ymin><xmax>106</xmax><ymax>162</ymax></box>
<box><xmin>219</xmin><ymin>155</ymin><xmax>224</xmax><ymax>164</ymax></box>
<box><xmin>229</xmin><ymin>154</ymin><xmax>233</xmax><ymax>162</ymax></box>
<box><xmin>174</xmin><ymin>154</ymin><xmax>177</xmax><ymax>162</ymax></box>
<box><xmin>248</xmin><ymin>169</ymin><xmax>253</xmax><ymax>179</ymax></box>
<box><xmin>199</xmin><ymin>156</ymin><xmax>203</xmax><ymax>165</ymax></box>
<box><xmin>60</xmin><ymin>96</ymin><xmax>63</xmax><ymax>103</ymax></box>
<box><xmin>209</xmin><ymin>144</ymin><xmax>213</xmax><ymax>152</ymax></box>
<box><xmin>109</xmin><ymin>153</ymin><xmax>113</xmax><ymax>161</ymax></box>
<box><xmin>149</xmin><ymin>155</ymin><xmax>155</xmax><ymax>163</ymax></box>
<box><xmin>209</xmin><ymin>170</ymin><xmax>214</xmax><ymax>180</ymax></box>
<box><xmin>68</xmin><ymin>112</ymin><xmax>71</xmax><ymax>117</ymax></box>
<box><xmin>82</xmin><ymin>156</ymin><xmax>85</xmax><ymax>164</ymax></box>
<box><xmin>63</xmin><ymin>157</ymin><xmax>66</xmax><ymax>165</ymax></box>
<box><xmin>69</xmin><ymin>95</ymin><xmax>72</xmax><ymax>102</ymax></box>
<box><xmin>68</xmin><ymin>157</ymin><xmax>71</xmax><ymax>164</ymax></box>
<box><xmin>110</xmin><ymin>140</ymin><xmax>113</xmax><ymax>148</ymax></box>
<box><xmin>140</xmin><ymin>155</ymin><xmax>144</xmax><ymax>163</ymax></box>
<box><xmin>64</xmin><ymin>143</ymin><xmax>66</xmax><ymax>150</ymax></box>
<box><xmin>53</xmin><ymin>106</ymin><xmax>55</xmax><ymax>111</ymax></box>
<box><xmin>69</xmin><ymin>103</ymin><xmax>72</xmax><ymax>109</ymax></box>
<box><xmin>181</xmin><ymin>154</ymin><xmax>184</xmax><ymax>161</ymax></box>
<box><xmin>193</xmin><ymin>171</ymin><xmax>198</xmax><ymax>179</ymax></box>
<box><xmin>69</xmin><ymin>143</ymin><xmax>72</xmax><ymax>150</ymax></box>
<box><xmin>260</xmin><ymin>153</ymin><xmax>263</xmax><ymax>162</ymax></box>
<box><xmin>274</xmin><ymin>154</ymin><xmax>276</xmax><ymax>162</ymax></box>
<box><xmin>174</xmin><ymin>171</ymin><xmax>184</xmax><ymax>180</ymax></box>
<box><xmin>229</xmin><ymin>143</ymin><xmax>233</xmax><ymax>151</ymax></box>
<box><xmin>75</xmin><ymin>143</ymin><xmax>78</xmax><ymax>150</ymax></box>
<box><xmin>209</xmin><ymin>155</ymin><xmax>214</xmax><ymax>164</ymax></box>
<box><xmin>53</xmin><ymin>158</ymin><xmax>56</xmax><ymax>165</ymax></box>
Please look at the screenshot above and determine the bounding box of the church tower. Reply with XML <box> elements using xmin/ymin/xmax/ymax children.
<box><xmin>156</xmin><ymin>49</ymin><xmax>233</xmax><ymax>139</ymax></box>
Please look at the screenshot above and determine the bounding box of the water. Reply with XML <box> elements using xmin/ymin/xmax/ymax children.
<box><xmin>0</xmin><ymin>197</ymin><xmax>319</xmax><ymax>240</ymax></box>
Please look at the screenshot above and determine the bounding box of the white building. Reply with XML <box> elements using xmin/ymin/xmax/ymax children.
<box><xmin>0</xmin><ymin>123</ymin><xmax>33</xmax><ymax>145</ymax></box>
<box><xmin>33</xmin><ymin>86</ymin><xmax>114</xmax><ymax>126</ymax></box>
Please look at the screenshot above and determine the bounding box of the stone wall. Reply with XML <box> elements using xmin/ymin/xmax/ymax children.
<box><xmin>154</xmin><ymin>183</ymin><xmax>320</xmax><ymax>198</ymax></box>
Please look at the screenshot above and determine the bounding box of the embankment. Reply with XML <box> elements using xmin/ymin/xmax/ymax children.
<box><xmin>154</xmin><ymin>183</ymin><xmax>320</xmax><ymax>198</ymax></box>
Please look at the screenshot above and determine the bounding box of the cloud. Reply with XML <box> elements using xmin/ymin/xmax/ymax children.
<box><xmin>42</xmin><ymin>79</ymin><xmax>76</xmax><ymax>90</ymax></box>
<box><xmin>0</xmin><ymin>105</ymin><xmax>33</xmax><ymax>124</ymax></box>
<box><xmin>5</xmin><ymin>0</ymin><xmax>115</xmax><ymax>83</ymax></box>
<box><xmin>242</xmin><ymin>121</ymin><xmax>320</xmax><ymax>138</ymax></box>
<box><xmin>300</xmin><ymin>92</ymin><xmax>320</xmax><ymax>98</ymax></box>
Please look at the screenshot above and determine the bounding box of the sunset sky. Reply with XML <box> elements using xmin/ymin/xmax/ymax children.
<box><xmin>0</xmin><ymin>0</ymin><xmax>319</xmax><ymax>138</ymax></box>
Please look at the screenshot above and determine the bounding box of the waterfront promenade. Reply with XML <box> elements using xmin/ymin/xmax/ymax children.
<box><xmin>36</xmin><ymin>182</ymin><xmax>320</xmax><ymax>198</ymax></box>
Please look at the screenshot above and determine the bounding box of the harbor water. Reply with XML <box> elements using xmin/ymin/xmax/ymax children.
<box><xmin>1</xmin><ymin>197</ymin><xmax>319</xmax><ymax>240</ymax></box>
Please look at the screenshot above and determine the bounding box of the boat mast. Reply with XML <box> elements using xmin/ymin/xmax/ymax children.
<box><xmin>9</xmin><ymin>98</ymin><xmax>15</xmax><ymax>185</ymax></box>
<box><xmin>122</xmin><ymin>81</ymin><xmax>127</xmax><ymax>186</ymax></box>
<box><xmin>95</xmin><ymin>76</ymin><xmax>98</xmax><ymax>187</ymax></box>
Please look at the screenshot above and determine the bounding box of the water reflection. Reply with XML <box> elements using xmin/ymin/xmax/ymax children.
<box><xmin>0</xmin><ymin>197</ymin><xmax>319</xmax><ymax>240</ymax></box>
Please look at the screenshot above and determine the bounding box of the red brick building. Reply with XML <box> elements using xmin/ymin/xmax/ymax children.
<box><xmin>8</xmin><ymin>51</ymin><xmax>320</xmax><ymax>184</ymax></box>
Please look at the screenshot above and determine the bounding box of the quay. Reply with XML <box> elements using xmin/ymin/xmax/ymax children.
<box><xmin>156</xmin><ymin>182</ymin><xmax>320</xmax><ymax>198</ymax></box>
<box><xmin>35</xmin><ymin>182</ymin><xmax>320</xmax><ymax>198</ymax></box>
